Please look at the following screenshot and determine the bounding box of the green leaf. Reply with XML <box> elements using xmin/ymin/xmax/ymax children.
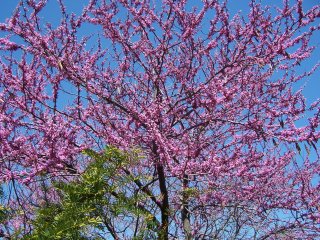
<box><xmin>27</xmin><ymin>147</ymin><xmax>156</xmax><ymax>239</ymax></box>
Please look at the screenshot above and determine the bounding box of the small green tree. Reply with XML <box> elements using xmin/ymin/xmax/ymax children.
<box><xmin>0</xmin><ymin>186</ymin><xmax>9</xmax><ymax>238</ymax></box>
<box><xmin>25</xmin><ymin>147</ymin><xmax>159</xmax><ymax>239</ymax></box>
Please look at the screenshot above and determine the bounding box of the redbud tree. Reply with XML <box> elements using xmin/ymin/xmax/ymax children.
<box><xmin>1</xmin><ymin>0</ymin><xmax>320</xmax><ymax>239</ymax></box>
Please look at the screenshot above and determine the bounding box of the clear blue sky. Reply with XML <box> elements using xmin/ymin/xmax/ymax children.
<box><xmin>0</xmin><ymin>0</ymin><xmax>319</xmax><ymax>106</ymax></box>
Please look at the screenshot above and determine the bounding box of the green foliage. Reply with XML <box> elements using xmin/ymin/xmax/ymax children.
<box><xmin>25</xmin><ymin>147</ymin><xmax>157</xmax><ymax>239</ymax></box>
<box><xmin>0</xmin><ymin>187</ymin><xmax>9</xmax><ymax>224</ymax></box>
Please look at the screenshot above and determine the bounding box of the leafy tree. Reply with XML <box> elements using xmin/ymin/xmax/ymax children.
<box><xmin>24</xmin><ymin>147</ymin><xmax>158</xmax><ymax>239</ymax></box>
<box><xmin>0</xmin><ymin>0</ymin><xmax>320</xmax><ymax>239</ymax></box>
<box><xmin>0</xmin><ymin>187</ymin><xmax>10</xmax><ymax>238</ymax></box>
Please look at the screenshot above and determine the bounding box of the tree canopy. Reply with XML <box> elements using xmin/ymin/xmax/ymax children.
<box><xmin>0</xmin><ymin>0</ymin><xmax>320</xmax><ymax>239</ymax></box>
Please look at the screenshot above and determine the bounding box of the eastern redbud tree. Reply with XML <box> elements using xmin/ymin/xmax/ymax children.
<box><xmin>0</xmin><ymin>0</ymin><xmax>320</xmax><ymax>239</ymax></box>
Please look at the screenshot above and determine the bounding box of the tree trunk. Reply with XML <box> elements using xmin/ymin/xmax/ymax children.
<box><xmin>157</xmin><ymin>163</ymin><xmax>169</xmax><ymax>240</ymax></box>
<box><xmin>182</xmin><ymin>175</ymin><xmax>192</xmax><ymax>240</ymax></box>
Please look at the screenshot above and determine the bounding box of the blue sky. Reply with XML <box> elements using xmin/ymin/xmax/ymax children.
<box><xmin>1</xmin><ymin>1</ymin><xmax>318</xmax><ymax>169</ymax></box>
<box><xmin>0</xmin><ymin>0</ymin><xmax>319</xmax><ymax>230</ymax></box>
<box><xmin>0</xmin><ymin>0</ymin><xmax>319</xmax><ymax>118</ymax></box>
<box><xmin>1</xmin><ymin>0</ymin><xmax>319</xmax><ymax>105</ymax></box>
<box><xmin>0</xmin><ymin>2</ymin><xmax>319</xmax><ymax>236</ymax></box>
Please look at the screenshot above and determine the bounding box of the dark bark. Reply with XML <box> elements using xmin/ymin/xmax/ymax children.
<box><xmin>157</xmin><ymin>163</ymin><xmax>169</xmax><ymax>240</ymax></box>
<box><xmin>182</xmin><ymin>175</ymin><xmax>192</xmax><ymax>240</ymax></box>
